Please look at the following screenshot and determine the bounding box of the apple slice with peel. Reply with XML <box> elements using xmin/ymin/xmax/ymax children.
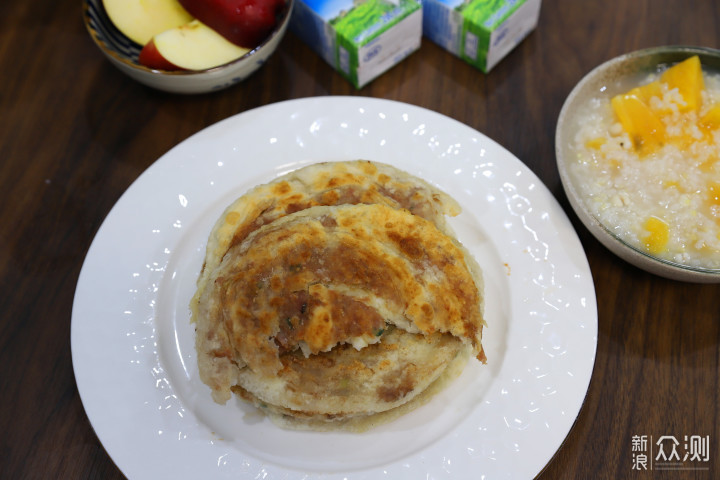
<box><xmin>102</xmin><ymin>0</ymin><xmax>193</xmax><ymax>46</ymax></box>
<box><xmin>178</xmin><ymin>0</ymin><xmax>284</xmax><ymax>48</ymax></box>
<box><xmin>138</xmin><ymin>40</ymin><xmax>181</xmax><ymax>71</ymax></box>
<box><xmin>148</xmin><ymin>20</ymin><xmax>250</xmax><ymax>71</ymax></box>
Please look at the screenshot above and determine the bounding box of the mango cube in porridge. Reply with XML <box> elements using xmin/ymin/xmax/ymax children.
<box><xmin>611</xmin><ymin>93</ymin><xmax>666</xmax><ymax>154</ymax></box>
<box><xmin>699</xmin><ymin>157</ymin><xmax>718</xmax><ymax>173</ymax></box>
<box><xmin>708</xmin><ymin>181</ymin><xmax>720</xmax><ymax>206</ymax></box>
<box><xmin>629</xmin><ymin>81</ymin><xmax>663</xmax><ymax>106</ymax></box>
<box><xmin>642</xmin><ymin>216</ymin><xmax>670</xmax><ymax>254</ymax></box>
<box><xmin>610</xmin><ymin>56</ymin><xmax>708</xmax><ymax>155</ymax></box>
<box><xmin>700</xmin><ymin>104</ymin><xmax>720</xmax><ymax>129</ymax></box>
<box><xmin>585</xmin><ymin>137</ymin><xmax>606</xmax><ymax>149</ymax></box>
<box><xmin>660</xmin><ymin>55</ymin><xmax>704</xmax><ymax>112</ymax></box>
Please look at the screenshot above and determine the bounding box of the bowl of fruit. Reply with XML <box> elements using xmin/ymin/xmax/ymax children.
<box><xmin>84</xmin><ymin>0</ymin><xmax>293</xmax><ymax>94</ymax></box>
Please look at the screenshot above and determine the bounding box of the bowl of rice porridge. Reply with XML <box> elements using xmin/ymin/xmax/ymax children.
<box><xmin>556</xmin><ymin>46</ymin><xmax>720</xmax><ymax>282</ymax></box>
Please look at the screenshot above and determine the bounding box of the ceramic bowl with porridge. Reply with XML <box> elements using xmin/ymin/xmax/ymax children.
<box><xmin>557</xmin><ymin>46</ymin><xmax>720</xmax><ymax>282</ymax></box>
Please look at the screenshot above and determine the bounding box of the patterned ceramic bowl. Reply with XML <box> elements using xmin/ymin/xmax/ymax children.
<box><xmin>83</xmin><ymin>0</ymin><xmax>293</xmax><ymax>94</ymax></box>
<box><xmin>556</xmin><ymin>45</ymin><xmax>720</xmax><ymax>283</ymax></box>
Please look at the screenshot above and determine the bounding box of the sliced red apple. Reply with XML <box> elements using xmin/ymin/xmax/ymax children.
<box><xmin>102</xmin><ymin>0</ymin><xmax>193</xmax><ymax>46</ymax></box>
<box><xmin>138</xmin><ymin>40</ymin><xmax>182</xmax><ymax>71</ymax></box>
<box><xmin>178</xmin><ymin>0</ymin><xmax>284</xmax><ymax>48</ymax></box>
<box><xmin>150</xmin><ymin>20</ymin><xmax>250</xmax><ymax>71</ymax></box>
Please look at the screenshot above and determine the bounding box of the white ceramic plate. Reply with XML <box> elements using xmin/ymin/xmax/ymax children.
<box><xmin>71</xmin><ymin>97</ymin><xmax>597</xmax><ymax>479</ymax></box>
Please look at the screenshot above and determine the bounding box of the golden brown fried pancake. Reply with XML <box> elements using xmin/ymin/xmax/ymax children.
<box><xmin>191</xmin><ymin>161</ymin><xmax>485</xmax><ymax>430</ymax></box>
<box><xmin>232</xmin><ymin>326</ymin><xmax>467</xmax><ymax>429</ymax></box>
<box><xmin>195</xmin><ymin>160</ymin><xmax>461</xmax><ymax>299</ymax></box>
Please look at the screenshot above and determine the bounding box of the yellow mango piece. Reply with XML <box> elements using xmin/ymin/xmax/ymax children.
<box><xmin>585</xmin><ymin>137</ymin><xmax>606</xmax><ymax>149</ymax></box>
<box><xmin>642</xmin><ymin>216</ymin><xmax>670</xmax><ymax>254</ymax></box>
<box><xmin>611</xmin><ymin>93</ymin><xmax>666</xmax><ymax>154</ymax></box>
<box><xmin>660</xmin><ymin>55</ymin><xmax>704</xmax><ymax>112</ymax></box>
<box><xmin>700</xmin><ymin>156</ymin><xmax>718</xmax><ymax>173</ymax></box>
<box><xmin>633</xmin><ymin>80</ymin><xmax>675</xmax><ymax>115</ymax></box>
<box><xmin>700</xmin><ymin>104</ymin><xmax>720</xmax><ymax>129</ymax></box>
<box><xmin>628</xmin><ymin>80</ymin><xmax>663</xmax><ymax>105</ymax></box>
<box><xmin>673</xmin><ymin>131</ymin><xmax>699</xmax><ymax>151</ymax></box>
<box><xmin>708</xmin><ymin>181</ymin><xmax>720</xmax><ymax>206</ymax></box>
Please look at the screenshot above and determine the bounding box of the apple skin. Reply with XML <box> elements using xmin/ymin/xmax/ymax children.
<box><xmin>138</xmin><ymin>40</ymin><xmax>182</xmax><ymax>71</ymax></box>
<box><xmin>177</xmin><ymin>0</ymin><xmax>285</xmax><ymax>48</ymax></box>
<box><xmin>145</xmin><ymin>20</ymin><xmax>250</xmax><ymax>71</ymax></box>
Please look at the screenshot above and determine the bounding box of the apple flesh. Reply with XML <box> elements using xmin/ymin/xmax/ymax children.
<box><xmin>178</xmin><ymin>0</ymin><xmax>285</xmax><ymax>48</ymax></box>
<box><xmin>102</xmin><ymin>0</ymin><xmax>193</xmax><ymax>46</ymax></box>
<box><xmin>145</xmin><ymin>20</ymin><xmax>250</xmax><ymax>71</ymax></box>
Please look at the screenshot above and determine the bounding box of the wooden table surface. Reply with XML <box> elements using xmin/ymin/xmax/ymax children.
<box><xmin>2</xmin><ymin>0</ymin><xmax>720</xmax><ymax>478</ymax></box>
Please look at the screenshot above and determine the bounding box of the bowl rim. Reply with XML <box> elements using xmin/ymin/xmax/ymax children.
<box><xmin>556</xmin><ymin>45</ymin><xmax>720</xmax><ymax>282</ymax></box>
<box><xmin>82</xmin><ymin>0</ymin><xmax>294</xmax><ymax>76</ymax></box>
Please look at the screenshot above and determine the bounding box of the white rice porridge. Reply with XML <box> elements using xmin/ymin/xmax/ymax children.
<box><xmin>569</xmin><ymin>61</ymin><xmax>720</xmax><ymax>270</ymax></box>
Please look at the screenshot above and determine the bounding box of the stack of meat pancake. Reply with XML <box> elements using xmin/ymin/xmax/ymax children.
<box><xmin>191</xmin><ymin>160</ymin><xmax>486</xmax><ymax>431</ymax></box>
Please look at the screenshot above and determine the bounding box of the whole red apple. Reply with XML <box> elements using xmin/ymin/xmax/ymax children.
<box><xmin>178</xmin><ymin>0</ymin><xmax>285</xmax><ymax>48</ymax></box>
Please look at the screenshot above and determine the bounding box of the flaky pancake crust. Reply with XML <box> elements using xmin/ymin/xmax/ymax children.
<box><xmin>195</xmin><ymin>160</ymin><xmax>461</xmax><ymax>300</ymax></box>
<box><xmin>191</xmin><ymin>161</ymin><xmax>486</xmax><ymax>429</ymax></box>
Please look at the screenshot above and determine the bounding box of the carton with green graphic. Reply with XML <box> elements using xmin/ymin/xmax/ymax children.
<box><xmin>289</xmin><ymin>0</ymin><xmax>422</xmax><ymax>88</ymax></box>
<box><xmin>423</xmin><ymin>0</ymin><xmax>541</xmax><ymax>72</ymax></box>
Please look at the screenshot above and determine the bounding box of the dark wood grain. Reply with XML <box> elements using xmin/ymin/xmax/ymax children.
<box><xmin>1</xmin><ymin>0</ymin><xmax>720</xmax><ymax>478</ymax></box>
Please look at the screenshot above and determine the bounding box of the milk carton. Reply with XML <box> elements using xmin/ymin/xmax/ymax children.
<box><xmin>422</xmin><ymin>0</ymin><xmax>541</xmax><ymax>72</ymax></box>
<box><xmin>289</xmin><ymin>0</ymin><xmax>423</xmax><ymax>88</ymax></box>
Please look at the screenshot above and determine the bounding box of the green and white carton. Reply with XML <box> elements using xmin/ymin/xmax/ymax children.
<box><xmin>289</xmin><ymin>0</ymin><xmax>423</xmax><ymax>88</ymax></box>
<box><xmin>422</xmin><ymin>0</ymin><xmax>541</xmax><ymax>72</ymax></box>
